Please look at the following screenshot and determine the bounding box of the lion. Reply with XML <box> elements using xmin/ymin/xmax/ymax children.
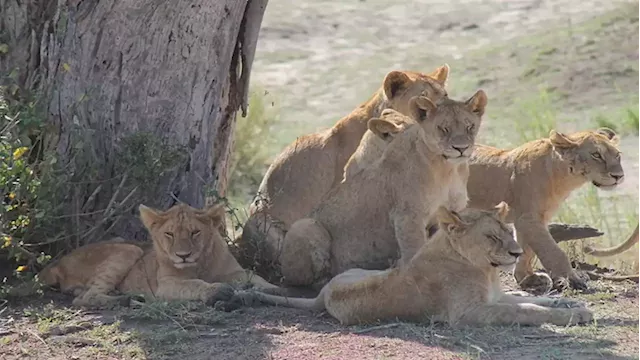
<box><xmin>466</xmin><ymin>128</ymin><xmax>624</xmax><ymax>291</ymax></box>
<box><xmin>38</xmin><ymin>203</ymin><xmax>280</xmax><ymax>308</ymax></box>
<box><xmin>245</xmin><ymin>203</ymin><xmax>593</xmax><ymax>327</ymax></box>
<box><xmin>236</xmin><ymin>65</ymin><xmax>451</xmax><ymax>278</ymax></box>
<box><xmin>274</xmin><ymin>90</ymin><xmax>486</xmax><ymax>290</ymax></box>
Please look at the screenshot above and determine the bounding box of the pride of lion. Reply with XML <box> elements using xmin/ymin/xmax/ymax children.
<box><xmin>39</xmin><ymin>64</ymin><xmax>636</xmax><ymax>329</ymax></box>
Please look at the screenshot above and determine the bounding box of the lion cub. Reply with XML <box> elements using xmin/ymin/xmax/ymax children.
<box><xmin>249</xmin><ymin>203</ymin><xmax>593</xmax><ymax>327</ymax></box>
<box><xmin>38</xmin><ymin>203</ymin><xmax>280</xmax><ymax>308</ymax></box>
<box><xmin>277</xmin><ymin>91</ymin><xmax>487</xmax><ymax>289</ymax></box>
<box><xmin>467</xmin><ymin>128</ymin><xmax>624</xmax><ymax>290</ymax></box>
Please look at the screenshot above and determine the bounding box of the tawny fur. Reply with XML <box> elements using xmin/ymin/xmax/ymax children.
<box><xmin>38</xmin><ymin>203</ymin><xmax>280</xmax><ymax>308</ymax></box>
<box><xmin>236</xmin><ymin>66</ymin><xmax>451</xmax><ymax>279</ymax></box>
<box><xmin>272</xmin><ymin>92</ymin><xmax>486</xmax><ymax>289</ymax></box>
<box><xmin>250</xmin><ymin>204</ymin><xmax>593</xmax><ymax>327</ymax></box>
<box><xmin>466</xmin><ymin>128</ymin><xmax>624</xmax><ymax>290</ymax></box>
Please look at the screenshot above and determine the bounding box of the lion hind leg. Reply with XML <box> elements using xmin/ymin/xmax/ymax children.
<box><xmin>280</xmin><ymin>218</ymin><xmax>331</xmax><ymax>287</ymax></box>
<box><xmin>236</xmin><ymin>211</ymin><xmax>287</xmax><ymax>278</ymax></box>
<box><xmin>72</xmin><ymin>245</ymin><xmax>144</xmax><ymax>309</ymax></box>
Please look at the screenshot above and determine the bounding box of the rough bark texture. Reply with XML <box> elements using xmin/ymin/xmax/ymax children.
<box><xmin>0</xmin><ymin>0</ymin><xmax>268</xmax><ymax>245</ymax></box>
<box><xmin>549</xmin><ymin>223</ymin><xmax>604</xmax><ymax>243</ymax></box>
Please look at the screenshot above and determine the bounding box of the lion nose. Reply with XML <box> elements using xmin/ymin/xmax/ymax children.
<box><xmin>175</xmin><ymin>252</ymin><xmax>191</xmax><ymax>261</ymax></box>
<box><xmin>452</xmin><ymin>145</ymin><xmax>469</xmax><ymax>155</ymax></box>
<box><xmin>508</xmin><ymin>251</ymin><xmax>522</xmax><ymax>259</ymax></box>
<box><xmin>610</xmin><ymin>173</ymin><xmax>624</xmax><ymax>182</ymax></box>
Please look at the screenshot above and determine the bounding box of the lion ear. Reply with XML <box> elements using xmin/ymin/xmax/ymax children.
<box><xmin>465</xmin><ymin>90</ymin><xmax>487</xmax><ymax>117</ymax></box>
<box><xmin>382</xmin><ymin>71</ymin><xmax>412</xmax><ymax>100</ymax></box>
<box><xmin>435</xmin><ymin>206</ymin><xmax>466</xmax><ymax>233</ymax></box>
<box><xmin>139</xmin><ymin>204</ymin><xmax>163</xmax><ymax>231</ymax></box>
<box><xmin>202</xmin><ymin>204</ymin><xmax>226</xmax><ymax>225</ymax></box>
<box><xmin>426</xmin><ymin>64</ymin><xmax>450</xmax><ymax>86</ymax></box>
<box><xmin>596</xmin><ymin>127</ymin><xmax>619</xmax><ymax>144</ymax></box>
<box><xmin>549</xmin><ymin>130</ymin><xmax>578</xmax><ymax>149</ymax></box>
<box><xmin>491</xmin><ymin>201</ymin><xmax>510</xmax><ymax>222</ymax></box>
<box><xmin>409</xmin><ymin>95</ymin><xmax>437</xmax><ymax>122</ymax></box>
<box><xmin>368</xmin><ymin>117</ymin><xmax>403</xmax><ymax>140</ymax></box>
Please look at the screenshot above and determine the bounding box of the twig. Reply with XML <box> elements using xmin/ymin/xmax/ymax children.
<box><xmin>25</xmin><ymin>328</ymin><xmax>50</xmax><ymax>350</ymax></box>
<box><xmin>82</xmin><ymin>185</ymin><xmax>137</xmax><ymax>241</ymax></box>
<box><xmin>81</xmin><ymin>184</ymin><xmax>103</xmax><ymax>212</ymax></box>
<box><xmin>352</xmin><ymin>322</ymin><xmax>402</xmax><ymax>334</ymax></box>
<box><xmin>104</xmin><ymin>172</ymin><xmax>128</xmax><ymax>217</ymax></box>
<box><xmin>434</xmin><ymin>333</ymin><xmax>486</xmax><ymax>354</ymax></box>
<box><xmin>523</xmin><ymin>334</ymin><xmax>570</xmax><ymax>339</ymax></box>
<box><xmin>586</xmin><ymin>271</ymin><xmax>639</xmax><ymax>283</ymax></box>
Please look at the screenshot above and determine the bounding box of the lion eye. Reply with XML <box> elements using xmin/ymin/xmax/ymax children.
<box><xmin>191</xmin><ymin>230</ymin><xmax>201</xmax><ymax>237</ymax></box>
<box><xmin>466</xmin><ymin>124</ymin><xmax>475</xmax><ymax>132</ymax></box>
<box><xmin>591</xmin><ymin>152</ymin><xmax>602</xmax><ymax>160</ymax></box>
<box><xmin>615</xmin><ymin>152</ymin><xmax>621</xmax><ymax>160</ymax></box>
<box><xmin>164</xmin><ymin>232</ymin><xmax>174</xmax><ymax>239</ymax></box>
<box><xmin>487</xmin><ymin>235</ymin><xmax>501</xmax><ymax>243</ymax></box>
<box><xmin>438</xmin><ymin>126</ymin><xmax>450</xmax><ymax>135</ymax></box>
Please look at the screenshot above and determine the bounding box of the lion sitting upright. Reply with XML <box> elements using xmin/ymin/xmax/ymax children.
<box><xmin>249</xmin><ymin>203</ymin><xmax>593</xmax><ymax>327</ymax></box>
<box><xmin>39</xmin><ymin>203</ymin><xmax>280</xmax><ymax>308</ymax></box>
<box><xmin>276</xmin><ymin>90</ymin><xmax>487</xmax><ymax>290</ymax></box>
<box><xmin>467</xmin><ymin>128</ymin><xmax>624</xmax><ymax>290</ymax></box>
<box><xmin>236</xmin><ymin>65</ymin><xmax>451</xmax><ymax>279</ymax></box>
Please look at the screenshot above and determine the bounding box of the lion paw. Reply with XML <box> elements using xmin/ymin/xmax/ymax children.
<box><xmin>203</xmin><ymin>283</ymin><xmax>235</xmax><ymax>305</ymax></box>
<box><xmin>548</xmin><ymin>297</ymin><xmax>587</xmax><ymax>309</ymax></box>
<box><xmin>567</xmin><ymin>308</ymin><xmax>593</xmax><ymax>325</ymax></box>
<box><xmin>553</xmin><ymin>272</ymin><xmax>589</xmax><ymax>292</ymax></box>
<box><xmin>519</xmin><ymin>272</ymin><xmax>553</xmax><ymax>295</ymax></box>
<box><xmin>213</xmin><ymin>290</ymin><xmax>259</xmax><ymax>312</ymax></box>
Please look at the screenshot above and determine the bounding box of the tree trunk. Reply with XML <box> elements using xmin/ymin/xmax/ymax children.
<box><xmin>0</xmin><ymin>0</ymin><xmax>268</xmax><ymax>246</ymax></box>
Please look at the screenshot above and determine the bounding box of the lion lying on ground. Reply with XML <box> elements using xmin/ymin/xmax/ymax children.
<box><xmin>275</xmin><ymin>91</ymin><xmax>486</xmax><ymax>290</ymax></box>
<box><xmin>466</xmin><ymin>128</ymin><xmax>624</xmax><ymax>291</ymax></box>
<box><xmin>247</xmin><ymin>203</ymin><xmax>592</xmax><ymax>327</ymax></box>
<box><xmin>39</xmin><ymin>203</ymin><xmax>280</xmax><ymax>308</ymax></box>
<box><xmin>236</xmin><ymin>65</ymin><xmax>451</xmax><ymax>279</ymax></box>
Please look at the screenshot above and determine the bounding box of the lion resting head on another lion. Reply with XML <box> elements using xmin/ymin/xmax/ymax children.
<box><xmin>248</xmin><ymin>202</ymin><xmax>592</xmax><ymax>327</ymax></box>
<box><xmin>236</xmin><ymin>66</ymin><xmax>452</xmax><ymax>281</ymax></box>
<box><xmin>277</xmin><ymin>90</ymin><xmax>487</xmax><ymax>289</ymax></box>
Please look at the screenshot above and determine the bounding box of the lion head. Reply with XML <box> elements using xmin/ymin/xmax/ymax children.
<box><xmin>436</xmin><ymin>202</ymin><xmax>522</xmax><ymax>272</ymax></box>
<box><xmin>369</xmin><ymin>90</ymin><xmax>487</xmax><ymax>164</ymax></box>
<box><xmin>139</xmin><ymin>203</ymin><xmax>226</xmax><ymax>269</ymax></box>
<box><xmin>549</xmin><ymin>128</ymin><xmax>624</xmax><ymax>190</ymax></box>
<box><xmin>381</xmin><ymin>65</ymin><xmax>450</xmax><ymax>115</ymax></box>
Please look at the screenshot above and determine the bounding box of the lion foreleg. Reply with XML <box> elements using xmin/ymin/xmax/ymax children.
<box><xmin>392</xmin><ymin>208</ymin><xmax>428</xmax><ymax>266</ymax></box>
<box><xmin>499</xmin><ymin>292</ymin><xmax>586</xmax><ymax>308</ymax></box>
<box><xmin>514</xmin><ymin>216</ymin><xmax>586</xmax><ymax>290</ymax></box>
<box><xmin>155</xmin><ymin>278</ymin><xmax>234</xmax><ymax>305</ymax></box>
<box><xmin>457</xmin><ymin>303</ymin><xmax>592</xmax><ymax>327</ymax></box>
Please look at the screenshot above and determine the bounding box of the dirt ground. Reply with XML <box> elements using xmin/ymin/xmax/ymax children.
<box><xmin>1</xmin><ymin>273</ymin><xmax>637</xmax><ymax>360</ymax></box>
<box><xmin>1</xmin><ymin>0</ymin><xmax>638</xmax><ymax>359</ymax></box>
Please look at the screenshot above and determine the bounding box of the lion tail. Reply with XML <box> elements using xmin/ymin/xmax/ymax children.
<box><xmin>584</xmin><ymin>224</ymin><xmax>639</xmax><ymax>257</ymax></box>
<box><xmin>253</xmin><ymin>291</ymin><xmax>324</xmax><ymax>311</ymax></box>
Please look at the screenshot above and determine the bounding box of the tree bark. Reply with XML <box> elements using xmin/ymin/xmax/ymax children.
<box><xmin>1</xmin><ymin>0</ymin><xmax>268</xmax><ymax>245</ymax></box>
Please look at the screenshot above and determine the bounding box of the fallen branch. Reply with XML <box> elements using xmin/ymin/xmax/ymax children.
<box><xmin>352</xmin><ymin>322</ymin><xmax>402</xmax><ymax>334</ymax></box>
<box><xmin>548</xmin><ymin>223</ymin><xmax>604</xmax><ymax>243</ymax></box>
<box><xmin>586</xmin><ymin>271</ymin><xmax>639</xmax><ymax>283</ymax></box>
